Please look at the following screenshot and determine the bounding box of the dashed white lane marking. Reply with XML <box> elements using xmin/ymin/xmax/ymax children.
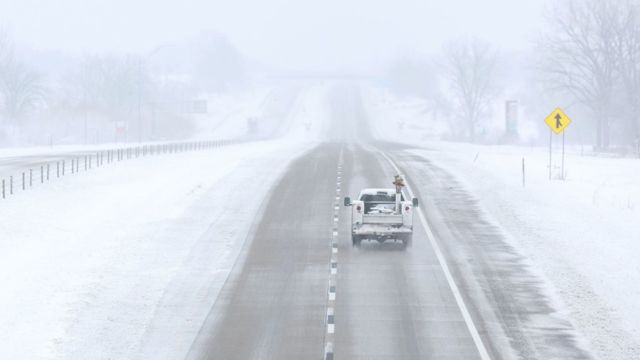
<box><xmin>380</xmin><ymin>151</ymin><xmax>492</xmax><ymax>360</ymax></box>
<box><xmin>327</xmin><ymin>307</ymin><xmax>335</xmax><ymax>334</ymax></box>
<box><xmin>325</xmin><ymin>152</ymin><xmax>342</xmax><ymax>360</ymax></box>
<box><xmin>324</xmin><ymin>343</ymin><xmax>334</xmax><ymax>360</ymax></box>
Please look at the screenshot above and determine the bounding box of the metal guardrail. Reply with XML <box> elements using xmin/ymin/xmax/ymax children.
<box><xmin>1</xmin><ymin>139</ymin><xmax>240</xmax><ymax>201</ymax></box>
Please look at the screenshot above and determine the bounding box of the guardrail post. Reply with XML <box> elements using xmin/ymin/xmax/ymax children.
<box><xmin>40</xmin><ymin>166</ymin><xmax>44</xmax><ymax>183</ymax></box>
<box><xmin>29</xmin><ymin>169</ymin><xmax>33</xmax><ymax>187</ymax></box>
<box><xmin>22</xmin><ymin>172</ymin><xmax>25</xmax><ymax>190</ymax></box>
<box><xmin>2</xmin><ymin>179</ymin><xmax>4</xmax><ymax>199</ymax></box>
<box><xmin>10</xmin><ymin>176</ymin><xmax>13</xmax><ymax>194</ymax></box>
<box><xmin>47</xmin><ymin>164</ymin><xmax>50</xmax><ymax>180</ymax></box>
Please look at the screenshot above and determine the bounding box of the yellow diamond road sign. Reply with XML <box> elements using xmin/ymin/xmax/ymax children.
<box><xmin>545</xmin><ymin>107</ymin><xmax>572</xmax><ymax>134</ymax></box>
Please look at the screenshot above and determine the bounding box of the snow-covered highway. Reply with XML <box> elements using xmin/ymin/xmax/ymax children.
<box><xmin>184</xmin><ymin>84</ymin><xmax>593</xmax><ymax>359</ymax></box>
<box><xmin>2</xmin><ymin>82</ymin><xmax>637</xmax><ymax>359</ymax></box>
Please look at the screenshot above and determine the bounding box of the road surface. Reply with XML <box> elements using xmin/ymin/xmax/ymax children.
<box><xmin>185</xmin><ymin>85</ymin><xmax>592</xmax><ymax>359</ymax></box>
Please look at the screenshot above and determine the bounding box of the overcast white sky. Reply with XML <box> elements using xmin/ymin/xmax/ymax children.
<box><xmin>0</xmin><ymin>0</ymin><xmax>549</xmax><ymax>72</ymax></box>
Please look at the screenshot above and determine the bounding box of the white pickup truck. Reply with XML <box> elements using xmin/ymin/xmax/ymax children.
<box><xmin>344</xmin><ymin>185</ymin><xmax>418</xmax><ymax>248</ymax></box>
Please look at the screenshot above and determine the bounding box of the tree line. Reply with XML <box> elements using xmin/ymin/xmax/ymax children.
<box><xmin>387</xmin><ymin>0</ymin><xmax>640</xmax><ymax>151</ymax></box>
<box><xmin>0</xmin><ymin>29</ymin><xmax>244</xmax><ymax>145</ymax></box>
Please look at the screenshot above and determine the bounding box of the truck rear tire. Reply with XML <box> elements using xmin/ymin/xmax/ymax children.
<box><xmin>402</xmin><ymin>235</ymin><xmax>412</xmax><ymax>249</ymax></box>
<box><xmin>352</xmin><ymin>235</ymin><xmax>361</xmax><ymax>248</ymax></box>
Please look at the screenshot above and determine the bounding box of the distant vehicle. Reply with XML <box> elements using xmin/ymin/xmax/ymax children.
<box><xmin>344</xmin><ymin>184</ymin><xmax>418</xmax><ymax>249</ymax></box>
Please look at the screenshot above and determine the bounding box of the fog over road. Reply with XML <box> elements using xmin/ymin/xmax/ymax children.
<box><xmin>184</xmin><ymin>84</ymin><xmax>591</xmax><ymax>359</ymax></box>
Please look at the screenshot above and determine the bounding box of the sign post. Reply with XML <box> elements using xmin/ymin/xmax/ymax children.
<box><xmin>544</xmin><ymin>107</ymin><xmax>572</xmax><ymax>180</ymax></box>
<box><xmin>562</xmin><ymin>131</ymin><xmax>566</xmax><ymax>180</ymax></box>
<box><xmin>548</xmin><ymin>128</ymin><xmax>553</xmax><ymax>180</ymax></box>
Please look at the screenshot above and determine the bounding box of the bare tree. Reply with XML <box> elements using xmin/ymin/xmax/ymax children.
<box><xmin>0</xmin><ymin>28</ymin><xmax>13</xmax><ymax>71</ymax></box>
<box><xmin>65</xmin><ymin>55</ymin><xmax>142</xmax><ymax>120</ymax></box>
<box><xmin>539</xmin><ymin>0</ymin><xmax>625</xmax><ymax>149</ymax></box>
<box><xmin>618</xmin><ymin>0</ymin><xmax>640</xmax><ymax>147</ymax></box>
<box><xmin>0</xmin><ymin>28</ymin><xmax>14</xmax><ymax>123</ymax></box>
<box><xmin>0</xmin><ymin>62</ymin><xmax>45</xmax><ymax>122</ymax></box>
<box><xmin>443</xmin><ymin>38</ymin><xmax>499</xmax><ymax>142</ymax></box>
<box><xmin>0</xmin><ymin>28</ymin><xmax>45</xmax><ymax>123</ymax></box>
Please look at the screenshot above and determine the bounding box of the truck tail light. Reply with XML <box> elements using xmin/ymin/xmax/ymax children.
<box><xmin>356</xmin><ymin>205</ymin><xmax>362</xmax><ymax>212</ymax></box>
<box><xmin>405</xmin><ymin>206</ymin><xmax>410</xmax><ymax>212</ymax></box>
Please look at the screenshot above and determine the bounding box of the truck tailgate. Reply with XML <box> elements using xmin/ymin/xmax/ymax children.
<box><xmin>362</xmin><ymin>214</ymin><xmax>403</xmax><ymax>225</ymax></box>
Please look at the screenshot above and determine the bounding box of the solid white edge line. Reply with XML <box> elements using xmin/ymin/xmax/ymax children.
<box><xmin>380</xmin><ymin>151</ymin><xmax>492</xmax><ymax>360</ymax></box>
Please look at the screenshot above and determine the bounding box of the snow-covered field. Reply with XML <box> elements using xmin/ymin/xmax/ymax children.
<box><xmin>0</xmin><ymin>81</ymin><xmax>331</xmax><ymax>359</ymax></box>
<box><xmin>0</xmin><ymin>140</ymin><xmax>313</xmax><ymax>359</ymax></box>
<box><xmin>365</xmin><ymin>86</ymin><xmax>640</xmax><ymax>359</ymax></box>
